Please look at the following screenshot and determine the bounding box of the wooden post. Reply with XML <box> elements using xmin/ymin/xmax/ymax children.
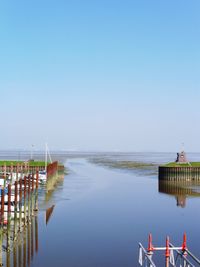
<box><xmin>14</xmin><ymin>181</ymin><xmax>18</xmax><ymax>207</ymax></box>
<box><xmin>16</xmin><ymin>163</ymin><xmax>19</xmax><ymax>181</ymax></box>
<box><xmin>36</xmin><ymin>169</ymin><xmax>39</xmax><ymax>189</ymax></box>
<box><xmin>31</xmin><ymin>174</ymin><xmax>34</xmax><ymax>192</ymax></box>
<box><xmin>24</xmin><ymin>176</ymin><xmax>27</xmax><ymax>199</ymax></box>
<box><xmin>23</xmin><ymin>176</ymin><xmax>27</xmax><ymax>225</ymax></box>
<box><xmin>8</xmin><ymin>184</ymin><xmax>11</xmax><ymax>214</ymax></box>
<box><xmin>11</xmin><ymin>163</ymin><xmax>13</xmax><ymax>183</ymax></box>
<box><xmin>1</xmin><ymin>190</ymin><xmax>4</xmax><ymax>225</ymax></box>
<box><xmin>19</xmin><ymin>179</ymin><xmax>22</xmax><ymax>201</ymax></box>
<box><xmin>28</xmin><ymin>175</ymin><xmax>31</xmax><ymax>196</ymax></box>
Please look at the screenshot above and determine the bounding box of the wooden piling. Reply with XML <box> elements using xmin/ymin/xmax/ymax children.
<box><xmin>36</xmin><ymin>169</ymin><xmax>39</xmax><ymax>189</ymax></box>
<box><xmin>14</xmin><ymin>181</ymin><xmax>18</xmax><ymax>208</ymax></box>
<box><xmin>19</xmin><ymin>178</ymin><xmax>22</xmax><ymax>201</ymax></box>
<box><xmin>8</xmin><ymin>184</ymin><xmax>11</xmax><ymax>214</ymax></box>
<box><xmin>1</xmin><ymin>190</ymin><xmax>4</xmax><ymax>225</ymax></box>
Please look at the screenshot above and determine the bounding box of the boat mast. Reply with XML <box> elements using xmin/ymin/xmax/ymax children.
<box><xmin>45</xmin><ymin>143</ymin><xmax>52</xmax><ymax>172</ymax></box>
<box><xmin>45</xmin><ymin>143</ymin><xmax>48</xmax><ymax>172</ymax></box>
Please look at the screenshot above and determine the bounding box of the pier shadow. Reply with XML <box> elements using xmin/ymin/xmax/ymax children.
<box><xmin>158</xmin><ymin>180</ymin><xmax>200</xmax><ymax>208</ymax></box>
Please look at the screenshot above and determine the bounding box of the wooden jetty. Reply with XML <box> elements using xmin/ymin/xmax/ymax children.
<box><xmin>159</xmin><ymin>151</ymin><xmax>200</xmax><ymax>181</ymax></box>
<box><xmin>0</xmin><ymin>160</ymin><xmax>65</xmax><ymax>266</ymax></box>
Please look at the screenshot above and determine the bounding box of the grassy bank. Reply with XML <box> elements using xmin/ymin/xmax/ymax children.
<box><xmin>164</xmin><ymin>162</ymin><xmax>200</xmax><ymax>167</ymax></box>
<box><xmin>0</xmin><ymin>160</ymin><xmax>64</xmax><ymax>168</ymax></box>
<box><xmin>0</xmin><ymin>160</ymin><xmax>47</xmax><ymax>167</ymax></box>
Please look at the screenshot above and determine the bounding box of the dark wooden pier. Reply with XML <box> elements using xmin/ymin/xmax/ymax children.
<box><xmin>159</xmin><ymin>166</ymin><xmax>200</xmax><ymax>181</ymax></box>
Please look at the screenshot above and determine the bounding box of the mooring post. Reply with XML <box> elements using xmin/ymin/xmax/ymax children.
<box><xmin>28</xmin><ymin>175</ymin><xmax>31</xmax><ymax>196</ymax></box>
<box><xmin>1</xmin><ymin>189</ymin><xmax>4</xmax><ymax>226</ymax></box>
<box><xmin>165</xmin><ymin>236</ymin><xmax>170</xmax><ymax>267</ymax></box>
<box><xmin>16</xmin><ymin>163</ymin><xmax>19</xmax><ymax>181</ymax></box>
<box><xmin>31</xmin><ymin>174</ymin><xmax>34</xmax><ymax>216</ymax></box>
<box><xmin>19</xmin><ymin>178</ymin><xmax>22</xmax><ymax>201</ymax></box>
<box><xmin>14</xmin><ymin>181</ymin><xmax>18</xmax><ymax>208</ymax></box>
<box><xmin>31</xmin><ymin>174</ymin><xmax>34</xmax><ymax>192</ymax></box>
<box><xmin>11</xmin><ymin>163</ymin><xmax>13</xmax><ymax>183</ymax></box>
<box><xmin>24</xmin><ymin>176</ymin><xmax>27</xmax><ymax>225</ymax></box>
<box><xmin>8</xmin><ymin>184</ymin><xmax>11</xmax><ymax>214</ymax></box>
<box><xmin>19</xmin><ymin>178</ymin><xmax>23</xmax><ymax>231</ymax></box>
<box><xmin>0</xmin><ymin>188</ymin><xmax>5</xmax><ymax>267</ymax></box>
<box><xmin>14</xmin><ymin>181</ymin><xmax>18</xmax><ymax>241</ymax></box>
<box><xmin>36</xmin><ymin>169</ymin><xmax>39</xmax><ymax>189</ymax></box>
<box><xmin>28</xmin><ymin>175</ymin><xmax>31</xmax><ymax>223</ymax></box>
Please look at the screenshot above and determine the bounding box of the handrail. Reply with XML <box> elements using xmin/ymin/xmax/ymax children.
<box><xmin>139</xmin><ymin>243</ymin><xmax>156</xmax><ymax>267</ymax></box>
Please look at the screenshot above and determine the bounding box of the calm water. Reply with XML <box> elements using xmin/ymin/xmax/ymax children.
<box><xmin>2</xmin><ymin>152</ymin><xmax>200</xmax><ymax>266</ymax></box>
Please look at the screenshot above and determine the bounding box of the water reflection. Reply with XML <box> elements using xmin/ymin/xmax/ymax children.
<box><xmin>46</xmin><ymin>205</ymin><xmax>55</xmax><ymax>225</ymax></box>
<box><xmin>2</xmin><ymin>214</ymin><xmax>38</xmax><ymax>267</ymax></box>
<box><xmin>159</xmin><ymin>180</ymin><xmax>200</xmax><ymax>207</ymax></box>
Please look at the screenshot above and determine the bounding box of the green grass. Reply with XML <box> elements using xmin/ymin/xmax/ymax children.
<box><xmin>164</xmin><ymin>162</ymin><xmax>200</xmax><ymax>167</ymax></box>
<box><xmin>0</xmin><ymin>160</ymin><xmax>49</xmax><ymax>167</ymax></box>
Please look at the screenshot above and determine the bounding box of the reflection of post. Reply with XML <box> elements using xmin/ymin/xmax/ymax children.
<box><xmin>0</xmin><ymin>225</ymin><xmax>2</xmax><ymax>267</ymax></box>
<box><xmin>35</xmin><ymin>216</ymin><xmax>38</xmax><ymax>253</ymax></box>
<box><xmin>27</xmin><ymin>220</ymin><xmax>31</xmax><ymax>267</ymax></box>
<box><xmin>18</xmin><ymin>236</ymin><xmax>22</xmax><ymax>267</ymax></box>
<box><xmin>13</xmin><ymin>242</ymin><xmax>17</xmax><ymax>267</ymax></box>
<box><xmin>6</xmin><ymin>243</ymin><xmax>10</xmax><ymax>267</ymax></box>
<box><xmin>6</xmin><ymin>213</ymin><xmax>11</xmax><ymax>267</ymax></box>
<box><xmin>31</xmin><ymin>216</ymin><xmax>34</xmax><ymax>260</ymax></box>
<box><xmin>23</xmin><ymin>226</ymin><xmax>26</xmax><ymax>267</ymax></box>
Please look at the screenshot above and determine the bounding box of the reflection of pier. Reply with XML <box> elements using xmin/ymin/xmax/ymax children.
<box><xmin>3</xmin><ymin>215</ymin><xmax>39</xmax><ymax>267</ymax></box>
<box><xmin>158</xmin><ymin>180</ymin><xmax>200</xmax><ymax>207</ymax></box>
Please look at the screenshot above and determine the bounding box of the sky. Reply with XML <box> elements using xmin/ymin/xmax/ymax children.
<box><xmin>0</xmin><ymin>0</ymin><xmax>200</xmax><ymax>152</ymax></box>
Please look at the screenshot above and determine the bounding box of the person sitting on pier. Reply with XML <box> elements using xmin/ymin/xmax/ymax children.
<box><xmin>175</xmin><ymin>151</ymin><xmax>188</xmax><ymax>163</ymax></box>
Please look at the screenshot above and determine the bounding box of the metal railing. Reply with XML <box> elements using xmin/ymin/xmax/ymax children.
<box><xmin>139</xmin><ymin>234</ymin><xmax>200</xmax><ymax>267</ymax></box>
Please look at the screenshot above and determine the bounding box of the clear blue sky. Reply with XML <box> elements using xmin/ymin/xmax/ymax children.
<box><xmin>0</xmin><ymin>0</ymin><xmax>200</xmax><ymax>152</ymax></box>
